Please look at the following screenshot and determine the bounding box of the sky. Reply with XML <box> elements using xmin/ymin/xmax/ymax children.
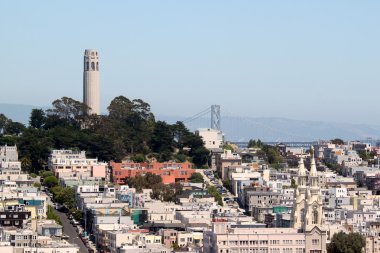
<box><xmin>1</xmin><ymin>1</ymin><xmax>380</xmax><ymax>125</ymax></box>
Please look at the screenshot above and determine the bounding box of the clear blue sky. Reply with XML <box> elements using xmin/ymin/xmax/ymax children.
<box><xmin>1</xmin><ymin>1</ymin><xmax>379</xmax><ymax>124</ymax></box>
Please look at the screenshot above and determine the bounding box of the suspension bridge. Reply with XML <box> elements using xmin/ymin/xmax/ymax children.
<box><xmin>180</xmin><ymin>104</ymin><xmax>318</xmax><ymax>144</ymax></box>
<box><xmin>180</xmin><ymin>105</ymin><xmax>380</xmax><ymax>145</ymax></box>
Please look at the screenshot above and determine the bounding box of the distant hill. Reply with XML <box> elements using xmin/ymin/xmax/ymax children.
<box><xmin>157</xmin><ymin>115</ymin><xmax>380</xmax><ymax>142</ymax></box>
<box><xmin>1</xmin><ymin>104</ymin><xmax>379</xmax><ymax>142</ymax></box>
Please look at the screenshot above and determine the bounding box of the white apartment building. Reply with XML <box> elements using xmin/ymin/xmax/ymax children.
<box><xmin>196</xmin><ymin>128</ymin><xmax>224</xmax><ymax>149</ymax></box>
<box><xmin>0</xmin><ymin>145</ymin><xmax>18</xmax><ymax>162</ymax></box>
<box><xmin>48</xmin><ymin>149</ymin><xmax>107</xmax><ymax>179</ymax></box>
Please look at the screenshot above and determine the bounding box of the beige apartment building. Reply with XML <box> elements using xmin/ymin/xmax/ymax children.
<box><xmin>204</xmin><ymin>221</ymin><xmax>326</xmax><ymax>253</ymax></box>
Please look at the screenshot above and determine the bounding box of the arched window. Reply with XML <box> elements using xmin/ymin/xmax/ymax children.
<box><xmin>300</xmin><ymin>209</ymin><xmax>305</xmax><ymax>223</ymax></box>
<box><xmin>86</xmin><ymin>62</ymin><xmax>89</xmax><ymax>71</ymax></box>
<box><xmin>312</xmin><ymin>210</ymin><xmax>318</xmax><ymax>224</ymax></box>
<box><xmin>91</xmin><ymin>62</ymin><xmax>95</xmax><ymax>71</ymax></box>
<box><xmin>96</xmin><ymin>62</ymin><xmax>99</xmax><ymax>71</ymax></box>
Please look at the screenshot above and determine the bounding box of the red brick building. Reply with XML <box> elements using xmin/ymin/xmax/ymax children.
<box><xmin>110</xmin><ymin>161</ymin><xmax>195</xmax><ymax>185</ymax></box>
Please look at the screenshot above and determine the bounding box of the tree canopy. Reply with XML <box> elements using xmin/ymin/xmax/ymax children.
<box><xmin>247</xmin><ymin>139</ymin><xmax>264</xmax><ymax>148</ymax></box>
<box><xmin>331</xmin><ymin>138</ymin><xmax>345</xmax><ymax>145</ymax></box>
<box><xmin>189</xmin><ymin>172</ymin><xmax>204</xmax><ymax>183</ymax></box>
<box><xmin>327</xmin><ymin>232</ymin><xmax>365</xmax><ymax>253</ymax></box>
<box><xmin>126</xmin><ymin>173</ymin><xmax>183</xmax><ymax>202</ymax></box>
<box><xmin>0</xmin><ymin>96</ymin><xmax>210</xmax><ymax>172</ymax></box>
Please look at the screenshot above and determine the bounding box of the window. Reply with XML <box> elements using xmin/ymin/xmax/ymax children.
<box><xmin>312</xmin><ymin>210</ymin><xmax>319</xmax><ymax>224</ymax></box>
<box><xmin>312</xmin><ymin>239</ymin><xmax>319</xmax><ymax>245</ymax></box>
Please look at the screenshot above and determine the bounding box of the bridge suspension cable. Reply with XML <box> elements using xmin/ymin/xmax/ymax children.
<box><xmin>182</xmin><ymin>107</ymin><xmax>211</xmax><ymax>124</ymax></box>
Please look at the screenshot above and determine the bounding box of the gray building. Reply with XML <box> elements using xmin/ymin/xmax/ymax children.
<box><xmin>243</xmin><ymin>186</ymin><xmax>281</xmax><ymax>222</ymax></box>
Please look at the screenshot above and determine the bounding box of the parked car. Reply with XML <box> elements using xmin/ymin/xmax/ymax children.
<box><xmin>61</xmin><ymin>234</ymin><xmax>70</xmax><ymax>239</ymax></box>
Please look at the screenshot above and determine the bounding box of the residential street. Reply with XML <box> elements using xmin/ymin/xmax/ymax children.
<box><xmin>54</xmin><ymin>209</ymin><xmax>89</xmax><ymax>253</ymax></box>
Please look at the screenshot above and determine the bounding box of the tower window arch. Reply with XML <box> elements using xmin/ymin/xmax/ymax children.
<box><xmin>300</xmin><ymin>208</ymin><xmax>305</xmax><ymax>223</ymax></box>
<box><xmin>312</xmin><ymin>209</ymin><xmax>318</xmax><ymax>224</ymax></box>
<box><xmin>86</xmin><ymin>62</ymin><xmax>89</xmax><ymax>71</ymax></box>
<box><xmin>96</xmin><ymin>62</ymin><xmax>99</xmax><ymax>71</ymax></box>
<box><xmin>91</xmin><ymin>62</ymin><xmax>95</xmax><ymax>71</ymax></box>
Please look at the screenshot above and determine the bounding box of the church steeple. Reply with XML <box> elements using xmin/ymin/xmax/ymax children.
<box><xmin>293</xmin><ymin>149</ymin><xmax>324</xmax><ymax>232</ymax></box>
<box><xmin>309</xmin><ymin>146</ymin><xmax>319</xmax><ymax>189</ymax></box>
<box><xmin>297</xmin><ymin>156</ymin><xmax>307</xmax><ymax>187</ymax></box>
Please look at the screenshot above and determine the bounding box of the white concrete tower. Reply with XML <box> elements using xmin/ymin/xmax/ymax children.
<box><xmin>83</xmin><ymin>49</ymin><xmax>100</xmax><ymax>115</ymax></box>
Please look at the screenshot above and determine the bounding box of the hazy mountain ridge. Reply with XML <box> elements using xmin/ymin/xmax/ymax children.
<box><xmin>0</xmin><ymin>104</ymin><xmax>379</xmax><ymax>142</ymax></box>
<box><xmin>158</xmin><ymin>115</ymin><xmax>380</xmax><ymax>142</ymax></box>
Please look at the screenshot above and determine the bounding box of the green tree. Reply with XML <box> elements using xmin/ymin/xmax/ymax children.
<box><xmin>0</xmin><ymin>114</ymin><xmax>8</xmax><ymax>134</ymax></box>
<box><xmin>70</xmin><ymin>209</ymin><xmax>83</xmax><ymax>221</ymax></box>
<box><xmin>130</xmin><ymin>154</ymin><xmax>146</xmax><ymax>163</ymax></box>
<box><xmin>126</xmin><ymin>173</ymin><xmax>182</xmax><ymax>202</ymax></box>
<box><xmin>248</xmin><ymin>139</ymin><xmax>263</xmax><ymax>148</ymax></box>
<box><xmin>4</xmin><ymin>120</ymin><xmax>25</xmax><ymax>135</ymax></box>
<box><xmin>174</xmin><ymin>153</ymin><xmax>187</xmax><ymax>163</ymax></box>
<box><xmin>172</xmin><ymin>242</ymin><xmax>181</xmax><ymax>250</ymax></box>
<box><xmin>223</xmin><ymin>179</ymin><xmax>231</xmax><ymax>190</ymax></box>
<box><xmin>262</xmin><ymin>145</ymin><xmax>284</xmax><ymax>165</ymax></box>
<box><xmin>44</xmin><ymin>175</ymin><xmax>58</xmax><ymax>188</ymax></box>
<box><xmin>327</xmin><ymin>232</ymin><xmax>365</xmax><ymax>253</ymax></box>
<box><xmin>41</xmin><ymin>171</ymin><xmax>53</xmax><ymax>178</ymax></box>
<box><xmin>291</xmin><ymin>178</ymin><xmax>297</xmax><ymax>189</ymax></box>
<box><xmin>223</xmin><ymin>144</ymin><xmax>234</xmax><ymax>151</ymax></box>
<box><xmin>29</xmin><ymin>109</ymin><xmax>46</xmax><ymax>129</ymax></box>
<box><xmin>51</xmin><ymin>186</ymin><xmax>76</xmax><ymax>209</ymax></box>
<box><xmin>46</xmin><ymin>205</ymin><xmax>62</xmax><ymax>225</ymax></box>
<box><xmin>189</xmin><ymin>172</ymin><xmax>204</xmax><ymax>183</ymax></box>
<box><xmin>46</xmin><ymin>97</ymin><xmax>89</xmax><ymax>127</ymax></box>
<box><xmin>20</xmin><ymin>157</ymin><xmax>32</xmax><ymax>172</ymax></box>
<box><xmin>107</xmin><ymin>96</ymin><xmax>154</xmax><ymax>154</ymax></box>
<box><xmin>331</xmin><ymin>138</ymin><xmax>344</xmax><ymax>145</ymax></box>
<box><xmin>18</xmin><ymin>128</ymin><xmax>52</xmax><ymax>172</ymax></box>
<box><xmin>151</xmin><ymin>121</ymin><xmax>174</xmax><ymax>155</ymax></box>
<box><xmin>208</xmin><ymin>186</ymin><xmax>224</xmax><ymax>206</ymax></box>
<box><xmin>191</xmin><ymin>147</ymin><xmax>210</xmax><ymax>168</ymax></box>
<box><xmin>357</xmin><ymin>150</ymin><xmax>375</xmax><ymax>162</ymax></box>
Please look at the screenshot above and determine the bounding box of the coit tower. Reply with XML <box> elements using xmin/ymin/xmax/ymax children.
<box><xmin>83</xmin><ymin>49</ymin><xmax>100</xmax><ymax>115</ymax></box>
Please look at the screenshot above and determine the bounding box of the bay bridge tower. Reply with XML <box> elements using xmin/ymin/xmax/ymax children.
<box><xmin>211</xmin><ymin>105</ymin><xmax>221</xmax><ymax>130</ymax></box>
